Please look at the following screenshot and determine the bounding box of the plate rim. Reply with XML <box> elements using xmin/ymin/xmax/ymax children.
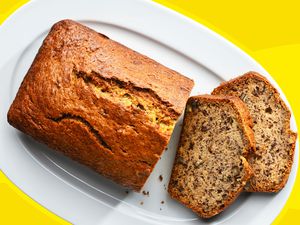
<box><xmin>0</xmin><ymin>0</ymin><xmax>298</xmax><ymax>224</ymax></box>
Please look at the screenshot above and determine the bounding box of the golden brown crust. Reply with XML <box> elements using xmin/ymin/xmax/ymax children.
<box><xmin>213</xmin><ymin>72</ymin><xmax>269</xmax><ymax>92</ymax></box>
<box><xmin>54</xmin><ymin>20</ymin><xmax>194</xmax><ymax>114</ymax></box>
<box><xmin>7</xmin><ymin>20</ymin><xmax>194</xmax><ymax>191</ymax></box>
<box><xmin>212</xmin><ymin>71</ymin><xmax>297</xmax><ymax>192</ymax></box>
<box><xmin>168</xmin><ymin>95</ymin><xmax>254</xmax><ymax>218</ymax></box>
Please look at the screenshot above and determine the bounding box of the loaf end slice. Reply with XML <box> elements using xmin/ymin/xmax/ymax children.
<box><xmin>212</xmin><ymin>72</ymin><xmax>297</xmax><ymax>192</ymax></box>
<box><xmin>168</xmin><ymin>95</ymin><xmax>254</xmax><ymax>218</ymax></box>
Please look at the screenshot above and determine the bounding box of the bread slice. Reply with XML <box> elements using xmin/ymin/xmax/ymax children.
<box><xmin>168</xmin><ymin>95</ymin><xmax>254</xmax><ymax>218</ymax></box>
<box><xmin>212</xmin><ymin>72</ymin><xmax>297</xmax><ymax>192</ymax></box>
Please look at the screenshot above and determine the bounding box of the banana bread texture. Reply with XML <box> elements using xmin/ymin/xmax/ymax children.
<box><xmin>168</xmin><ymin>95</ymin><xmax>254</xmax><ymax>218</ymax></box>
<box><xmin>212</xmin><ymin>72</ymin><xmax>297</xmax><ymax>192</ymax></box>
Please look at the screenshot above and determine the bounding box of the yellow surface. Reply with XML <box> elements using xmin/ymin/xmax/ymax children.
<box><xmin>0</xmin><ymin>0</ymin><xmax>299</xmax><ymax>224</ymax></box>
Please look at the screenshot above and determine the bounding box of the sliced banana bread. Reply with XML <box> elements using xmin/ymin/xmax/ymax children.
<box><xmin>168</xmin><ymin>95</ymin><xmax>254</xmax><ymax>218</ymax></box>
<box><xmin>212</xmin><ymin>72</ymin><xmax>297</xmax><ymax>192</ymax></box>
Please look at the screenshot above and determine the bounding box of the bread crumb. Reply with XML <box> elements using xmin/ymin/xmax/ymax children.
<box><xmin>159</xmin><ymin>175</ymin><xmax>163</xmax><ymax>182</ymax></box>
<box><xmin>140</xmin><ymin>201</ymin><xmax>144</xmax><ymax>205</ymax></box>
<box><xmin>142</xmin><ymin>190</ymin><xmax>149</xmax><ymax>196</ymax></box>
<box><xmin>161</xmin><ymin>201</ymin><xmax>164</xmax><ymax>204</ymax></box>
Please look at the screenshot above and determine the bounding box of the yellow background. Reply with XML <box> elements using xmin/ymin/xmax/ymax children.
<box><xmin>0</xmin><ymin>0</ymin><xmax>299</xmax><ymax>224</ymax></box>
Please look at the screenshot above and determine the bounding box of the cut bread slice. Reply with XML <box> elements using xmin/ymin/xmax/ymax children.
<box><xmin>212</xmin><ymin>72</ymin><xmax>297</xmax><ymax>192</ymax></box>
<box><xmin>168</xmin><ymin>95</ymin><xmax>254</xmax><ymax>218</ymax></box>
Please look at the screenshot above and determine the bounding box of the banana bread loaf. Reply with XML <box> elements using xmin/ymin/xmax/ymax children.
<box><xmin>7</xmin><ymin>20</ymin><xmax>194</xmax><ymax>191</ymax></box>
<box><xmin>212</xmin><ymin>72</ymin><xmax>297</xmax><ymax>192</ymax></box>
<box><xmin>168</xmin><ymin>95</ymin><xmax>254</xmax><ymax>218</ymax></box>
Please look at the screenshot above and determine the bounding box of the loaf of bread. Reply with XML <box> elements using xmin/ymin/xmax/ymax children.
<box><xmin>7</xmin><ymin>20</ymin><xmax>194</xmax><ymax>191</ymax></box>
<box><xmin>168</xmin><ymin>95</ymin><xmax>254</xmax><ymax>218</ymax></box>
<box><xmin>212</xmin><ymin>72</ymin><xmax>297</xmax><ymax>192</ymax></box>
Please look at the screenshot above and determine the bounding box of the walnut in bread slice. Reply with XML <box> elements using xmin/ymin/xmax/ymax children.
<box><xmin>168</xmin><ymin>95</ymin><xmax>254</xmax><ymax>218</ymax></box>
<box><xmin>212</xmin><ymin>72</ymin><xmax>297</xmax><ymax>192</ymax></box>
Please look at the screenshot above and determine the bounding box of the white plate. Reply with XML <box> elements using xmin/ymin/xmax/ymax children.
<box><xmin>0</xmin><ymin>0</ymin><xmax>298</xmax><ymax>224</ymax></box>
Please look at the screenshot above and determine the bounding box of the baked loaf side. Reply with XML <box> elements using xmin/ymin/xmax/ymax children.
<box><xmin>212</xmin><ymin>72</ymin><xmax>297</xmax><ymax>192</ymax></box>
<box><xmin>7</xmin><ymin>20</ymin><xmax>194</xmax><ymax>191</ymax></box>
<box><xmin>168</xmin><ymin>95</ymin><xmax>254</xmax><ymax>218</ymax></box>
